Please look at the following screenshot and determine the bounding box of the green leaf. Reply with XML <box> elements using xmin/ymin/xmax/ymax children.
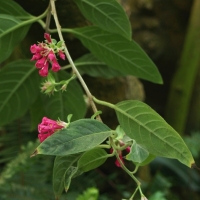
<box><xmin>0</xmin><ymin>0</ymin><xmax>32</xmax><ymax>18</ymax></box>
<box><xmin>0</xmin><ymin>60</ymin><xmax>40</xmax><ymax>126</ymax></box>
<box><xmin>0</xmin><ymin>14</ymin><xmax>30</xmax><ymax>63</ymax></box>
<box><xmin>64</xmin><ymin>166</ymin><xmax>78</xmax><ymax>193</ymax></box>
<box><xmin>135</xmin><ymin>154</ymin><xmax>155</xmax><ymax>166</ymax></box>
<box><xmin>126</xmin><ymin>140</ymin><xmax>149</xmax><ymax>163</ymax></box>
<box><xmin>29</xmin><ymin>95</ymin><xmax>46</xmax><ymax>131</ymax></box>
<box><xmin>76</xmin><ymin>188</ymin><xmax>99</xmax><ymax>200</ymax></box>
<box><xmin>114</xmin><ymin>100</ymin><xmax>194</xmax><ymax>167</ymax></box>
<box><xmin>69</xmin><ymin>26</ymin><xmax>163</xmax><ymax>84</ymax></box>
<box><xmin>73</xmin><ymin>0</ymin><xmax>131</xmax><ymax>39</ymax></box>
<box><xmin>32</xmin><ymin>119</ymin><xmax>112</xmax><ymax>156</ymax></box>
<box><xmin>42</xmin><ymin>70</ymin><xmax>87</xmax><ymax>121</ymax></box>
<box><xmin>53</xmin><ymin>154</ymin><xmax>82</xmax><ymax>199</ymax></box>
<box><xmin>78</xmin><ymin>148</ymin><xmax>109</xmax><ymax>172</ymax></box>
<box><xmin>75</xmin><ymin>53</ymin><xmax>125</xmax><ymax>78</ymax></box>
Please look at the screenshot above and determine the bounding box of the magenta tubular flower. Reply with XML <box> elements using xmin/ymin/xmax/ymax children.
<box><xmin>48</xmin><ymin>50</ymin><xmax>56</xmax><ymax>61</ymax></box>
<box><xmin>52</xmin><ymin>60</ymin><xmax>61</xmax><ymax>72</ymax></box>
<box><xmin>44</xmin><ymin>33</ymin><xmax>52</xmax><ymax>43</ymax></box>
<box><xmin>35</xmin><ymin>57</ymin><xmax>47</xmax><ymax>69</ymax></box>
<box><xmin>39</xmin><ymin>62</ymin><xmax>49</xmax><ymax>77</ymax></box>
<box><xmin>38</xmin><ymin>117</ymin><xmax>65</xmax><ymax>142</ymax></box>
<box><xmin>58</xmin><ymin>50</ymin><xmax>65</xmax><ymax>60</ymax></box>
<box><xmin>30</xmin><ymin>33</ymin><xmax>65</xmax><ymax>76</ymax></box>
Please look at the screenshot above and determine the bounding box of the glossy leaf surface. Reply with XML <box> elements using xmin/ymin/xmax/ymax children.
<box><xmin>70</xmin><ymin>26</ymin><xmax>162</xmax><ymax>83</ymax></box>
<box><xmin>115</xmin><ymin>100</ymin><xmax>194</xmax><ymax>167</ymax></box>
<box><xmin>33</xmin><ymin>119</ymin><xmax>112</xmax><ymax>156</ymax></box>
<box><xmin>78</xmin><ymin>148</ymin><xmax>109</xmax><ymax>172</ymax></box>
<box><xmin>0</xmin><ymin>60</ymin><xmax>40</xmax><ymax>126</ymax></box>
<box><xmin>73</xmin><ymin>0</ymin><xmax>131</xmax><ymax>39</ymax></box>
<box><xmin>75</xmin><ymin>53</ymin><xmax>125</xmax><ymax>78</ymax></box>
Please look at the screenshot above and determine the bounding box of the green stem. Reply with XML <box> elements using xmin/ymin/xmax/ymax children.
<box><xmin>50</xmin><ymin>0</ymin><xmax>102</xmax><ymax>121</ymax></box>
<box><xmin>0</xmin><ymin>7</ymin><xmax>49</xmax><ymax>38</ymax></box>
<box><xmin>115</xmin><ymin>152</ymin><xmax>141</xmax><ymax>186</ymax></box>
<box><xmin>93</xmin><ymin>96</ymin><xmax>116</xmax><ymax>109</ymax></box>
<box><xmin>129</xmin><ymin>186</ymin><xmax>139</xmax><ymax>200</ymax></box>
<box><xmin>96</xmin><ymin>144</ymin><xmax>111</xmax><ymax>149</ymax></box>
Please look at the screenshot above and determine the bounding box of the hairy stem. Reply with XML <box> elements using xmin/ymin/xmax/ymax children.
<box><xmin>50</xmin><ymin>0</ymin><xmax>101</xmax><ymax>121</ymax></box>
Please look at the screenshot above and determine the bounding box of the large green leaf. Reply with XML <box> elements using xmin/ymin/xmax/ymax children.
<box><xmin>53</xmin><ymin>154</ymin><xmax>82</xmax><ymax>199</ymax></box>
<box><xmin>73</xmin><ymin>0</ymin><xmax>131</xmax><ymax>39</ymax></box>
<box><xmin>126</xmin><ymin>140</ymin><xmax>149</xmax><ymax>163</ymax></box>
<box><xmin>32</xmin><ymin>119</ymin><xmax>112</xmax><ymax>156</ymax></box>
<box><xmin>42</xmin><ymin>70</ymin><xmax>87</xmax><ymax>121</ymax></box>
<box><xmin>0</xmin><ymin>60</ymin><xmax>40</xmax><ymax>126</ymax></box>
<box><xmin>68</xmin><ymin>26</ymin><xmax>163</xmax><ymax>84</ymax></box>
<box><xmin>78</xmin><ymin>148</ymin><xmax>109</xmax><ymax>172</ymax></box>
<box><xmin>0</xmin><ymin>14</ymin><xmax>30</xmax><ymax>63</ymax></box>
<box><xmin>0</xmin><ymin>0</ymin><xmax>31</xmax><ymax>17</ymax></box>
<box><xmin>114</xmin><ymin>100</ymin><xmax>194</xmax><ymax>167</ymax></box>
<box><xmin>75</xmin><ymin>53</ymin><xmax>125</xmax><ymax>78</ymax></box>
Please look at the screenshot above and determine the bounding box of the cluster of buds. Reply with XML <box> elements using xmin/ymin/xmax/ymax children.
<box><xmin>38</xmin><ymin>117</ymin><xmax>67</xmax><ymax>142</ymax></box>
<box><xmin>30</xmin><ymin>33</ymin><xmax>65</xmax><ymax>77</ymax></box>
<box><xmin>110</xmin><ymin>146</ymin><xmax>130</xmax><ymax>167</ymax></box>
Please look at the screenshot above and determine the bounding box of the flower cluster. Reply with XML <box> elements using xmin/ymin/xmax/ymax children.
<box><xmin>111</xmin><ymin>146</ymin><xmax>130</xmax><ymax>167</ymax></box>
<box><xmin>30</xmin><ymin>33</ymin><xmax>65</xmax><ymax>77</ymax></box>
<box><xmin>38</xmin><ymin>117</ymin><xmax>67</xmax><ymax>142</ymax></box>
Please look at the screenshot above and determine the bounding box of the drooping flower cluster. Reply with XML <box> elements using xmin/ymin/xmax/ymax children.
<box><xmin>38</xmin><ymin>117</ymin><xmax>67</xmax><ymax>142</ymax></box>
<box><xmin>30</xmin><ymin>33</ymin><xmax>65</xmax><ymax>77</ymax></box>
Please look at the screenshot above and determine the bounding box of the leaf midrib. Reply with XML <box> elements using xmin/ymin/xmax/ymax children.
<box><xmin>115</xmin><ymin>103</ymin><xmax>190</xmax><ymax>163</ymax></box>
<box><xmin>0</xmin><ymin>65</ymin><xmax>36</xmax><ymax>113</ymax></box>
<box><xmin>71</xmin><ymin>28</ymin><xmax>154</xmax><ymax>78</ymax></box>
<box><xmin>81</xmin><ymin>0</ymin><xmax>130</xmax><ymax>39</ymax></box>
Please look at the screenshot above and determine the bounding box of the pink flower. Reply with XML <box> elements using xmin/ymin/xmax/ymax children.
<box><xmin>52</xmin><ymin>60</ymin><xmax>61</xmax><ymax>72</ymax></box>
<box><xmin>31</xmin><ymin>53</ymin><xmax>42</xmax><ymax>61</ymax></box>
<box><xmin>58</xmin><ymin>50</ymin><xmax>65</xmax><ymax>60</ymax></box>
<box><xmin>38</xmin><ymin>117</ymin><xmax>66</xmax><ymax>142</ymax></box>
<box><xmin>44</xmin><ymin>33</ymin><xmax>52</xmax><ymax>43</ymax></box>
<box><xmin>30</xmin><ymin>33</ymin><xmax>65</xmax><ymax>76</ymax></box>
<box><xmin>48</xmin><ymin>50</ymin><xmax>56</xmax><ymax>61</ymax></box>
<box><xmin>110</xmin><ymin>148</ymin><xmax>124</xmax><ymax>168</ymax></box>
<box><xmin>39</xmin><ymin>62</ymin><xmax>49</xmax><ymax>77</ymax></box>
<box><xmin>35</xmin><ymin>57</ymin><xmax>47</xmax><ymax>69</ymax></box>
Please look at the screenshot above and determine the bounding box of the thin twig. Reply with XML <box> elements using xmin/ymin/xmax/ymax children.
<box><xmin>49</xmin><ymin>0</ymin><xmax>102</xmax><ymax>121</ymax></box>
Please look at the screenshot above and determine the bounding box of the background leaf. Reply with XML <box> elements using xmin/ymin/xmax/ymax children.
<box><xmin>42</xmin><ymin>70</ymin><xmax>87</xmax><ymax>122</ymax></box>
<box><xmin>0</xmin><ymin>14</ymin><xmax>30</xmax><ymax>63</ymax></box>
<box><xmin>34</xmin><ymin>119</ymin><xmax>112</xmax><ymax>156</ymax></box>
<box><xmin>0</xmin><ymin>60</ymin><xmax>40</xmax><ymax>126</ymax></box>
<box><xmin>69</xmin><ymin>26</ymin><xmax>163</xmax><ymax>83</ymax></box>
<box><xmin>78</xmin><ymin>148</ymin><xmax>109</xmax><ymax>172</ymax></box>
<box><xmin>73</xmin><ymin>0</ymin><xmax>131</xmax><ymax>39</ymax></box>
<box><xmin>0</xmin><ymin>0</ymin><xmax>32</xmax><ymax>17</ymax></box>
<box><xmin>75</xmin><ymin>53</ymin><xmax>125</xmax><ymax>78</ymax></box>
<box><xmin>115</xmin><ymin>100</ymin><xmax>194</xmax><ymax>167</ymax></box>
<box><xmin>53</xmin><ymin>154</ymin><xmax>82</xmax><ymax>199</ymax></box>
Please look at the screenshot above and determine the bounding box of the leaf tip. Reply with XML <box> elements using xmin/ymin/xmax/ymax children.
<box><xmin>191</xmin><ymin>162</ymin><xmax>200</xmax><ymax>170</ymax></box>
<box><xmin>30</xmin><ymin>149</ymin><xmax>38</xmax><ymax>158</ymax></box>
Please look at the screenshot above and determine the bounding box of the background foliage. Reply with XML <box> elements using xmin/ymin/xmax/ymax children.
<box><xmin>0</xmin><ymin>0</ymin><xmax>200</xmax><ymax>199</ymax></box>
